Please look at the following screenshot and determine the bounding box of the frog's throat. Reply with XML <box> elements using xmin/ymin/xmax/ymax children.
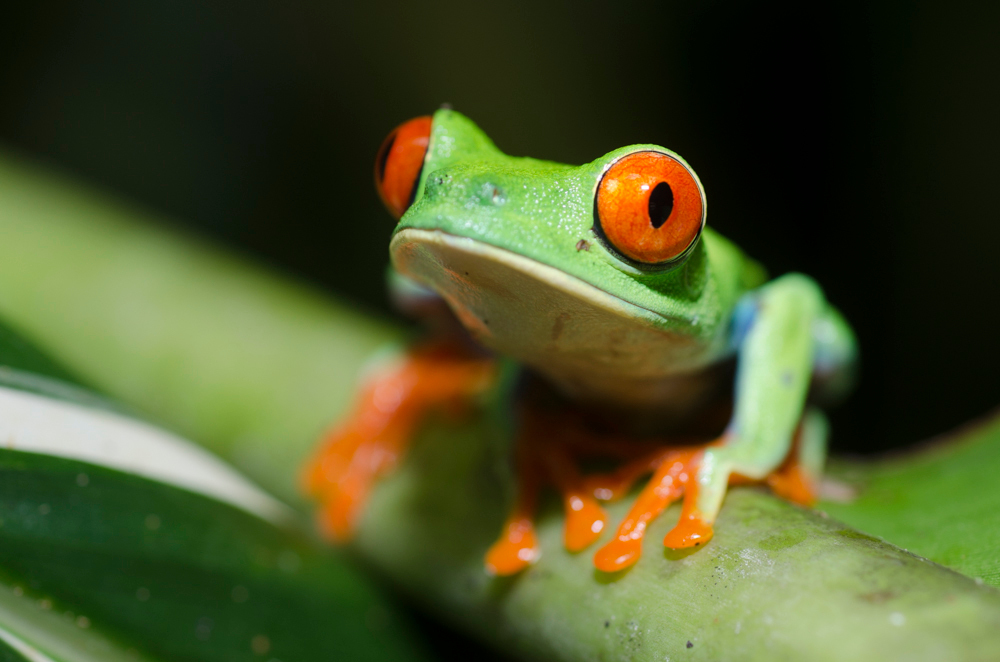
<box><xmin>390</xmin><ymin>228</ymin><xmax>717</xmax><ymax>410</ymax></box>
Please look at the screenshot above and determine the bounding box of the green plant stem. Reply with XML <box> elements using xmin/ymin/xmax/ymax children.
<box><xmin>1</xmin><ymin>152</ymin><xmax>999</xmax><ymax>660</ymax></box>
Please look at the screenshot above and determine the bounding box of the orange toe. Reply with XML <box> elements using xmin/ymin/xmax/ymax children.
<box><xmin>564</xmin><ymin>495</ymin><xmax>607</xmax><ymax>552</ymax></box>
<box><xmin>663</xmin><ymin>514</ymin><xmax>714</xmax><ymax>549</ymax></box>
<box><xmin>591</xmin><ymin>449</ymin><xmax>695</xmax><ymax>571</ymax></box>
<box><xmin>301</xmin><ymin>428</ymin><xmax>365</xmax><ymax>496</ymax></box>
<box><xmin>593</xmin><ymin>535</ymin><xmax>643</xmax><ymax>572</ymax></box>
<box><xmin>768</xmin><ymin>463</ymin><xmax>817</xmax><ymax>507</ymax></box>
<box><xmin>485</xmin><ymin>517</ymin><xmax>539</xmax><ymax>575</ymax></box>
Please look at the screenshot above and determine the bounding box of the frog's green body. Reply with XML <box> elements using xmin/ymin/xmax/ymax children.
<box><xmin>392</xmin><ymin>109</ymin><xmax>854</xmax><ymax>409</ymax></box>
<box><xmin>306</xmin><ymin>108</ymin><xmax>858</xmax><ymax>572</ymax></box>
<box><xmin>392</xmin><ymin>109</ymin><xmax>855</xmax><ymax>546</ymax></box>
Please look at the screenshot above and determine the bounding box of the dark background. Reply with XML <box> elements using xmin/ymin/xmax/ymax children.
<box><xmin>2</xmin><ymin>1</ymin><xmax>998</xmax><ymax>454</ymax></box>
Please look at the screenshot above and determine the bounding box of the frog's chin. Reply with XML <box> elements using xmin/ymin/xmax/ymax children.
<box><xmin>390</xmin><ymin>228</ymin><xmax>719</xmax><ymax>411</ymax></box>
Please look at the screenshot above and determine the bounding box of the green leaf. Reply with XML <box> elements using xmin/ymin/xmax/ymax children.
<box><xmin>0</xmin><ymin>319</ymin><xmax>87</xmax><ymax>388</ymax></box>
<box><xmin>0</xmin><ymin>640</ymin><xmax>30</xmax><ymax>662</ymax></box>
<box><xmin>0</xmin><ymin>237</ymin><xmax>428</xmax><ymax>660</ymax></box>
<box><xmin>0</xmin><ymin>449</ymin><xmax>425</xmax><ymax>662</ymax></box>
<box><xmin>0</xmin><ymin>318</ymin><xmax>122</xmax><ymax>416</ymax></box>
<box><xmin>823</xmin><ymin>413</ymin><xmax>1000</xmax><ymax>587</ymax></box>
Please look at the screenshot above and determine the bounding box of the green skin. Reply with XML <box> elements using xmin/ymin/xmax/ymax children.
<box><xmin>388</xmin><ymin>109</ymin><xmax>857</xmax><ymax>536</ymax></box>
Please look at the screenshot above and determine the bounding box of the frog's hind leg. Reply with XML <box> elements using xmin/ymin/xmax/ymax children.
<box><xmin>767</xmin><ymin>407</ymin><xmax>829</xmax><ymax>507</ymax></box>
<box><xmin>303</xmin><ymin>342</ymin><xmax>495</xmax><ymax>540</ymax></box>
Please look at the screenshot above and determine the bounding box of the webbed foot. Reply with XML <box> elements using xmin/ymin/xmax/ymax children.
<box><xmin>485</xmin><ymin>409</ymin><xmax>610</xmax><ymax>575</ymax></box>
<box><xmin>487</xmin><ymin>416</ymin><xmax>820</xmax><ymax>575</ymax></box>
<box><xmin>592</xmin><ymin>446</ymin><xmax>712</xmax><ymax>572</ymax></box>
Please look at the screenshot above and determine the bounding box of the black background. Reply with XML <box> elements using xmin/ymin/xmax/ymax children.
<box><xmin>2</xmin><ymin>2</ymin><xmax>999</xmax><ymax>659</ymax></box>
<box><xmin>3</xmin><ymin>2</ymin><xmax>999</xmax><ymax>461</ymax></box>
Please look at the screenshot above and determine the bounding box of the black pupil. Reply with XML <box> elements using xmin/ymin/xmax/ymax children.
<box><xmin>648</xmin><ymin>182</ymin><xmax>674</xmax><ymax>229</ymax></box>
<box><xmin>376</xmin><ymin>133</ymin><xmax>396</xmax><ymax>183</ymax></box>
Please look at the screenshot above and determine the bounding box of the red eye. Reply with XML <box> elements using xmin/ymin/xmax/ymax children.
<box><xmin>374</xmin><ymin>116</ymin><xmax>432</xmax><ymax>219</ymax></box>
<box><xmin>594</xmin><ymin>151</ymin><xmax>705</xmax><ymax>265</ymax></box>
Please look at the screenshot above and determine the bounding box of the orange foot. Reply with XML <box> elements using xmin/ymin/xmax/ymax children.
<box><xmin>485</xmin><ymin>409</ymin><xmax>610</xmax><ymax>575</ymax></box>
<box><xmin>487</xmin><ymin>435</ymin><xmax>720</xmax><ymax>576</ymax></box>
<box><xmin>302</xmin><ymin>342</ymin><xmax>494</xmax><ymax>540</ymax></box>
<box><xmin>767</xmin><ymin>422</ymin><xmax>819</xmax><ymax>507</ymax></box>
<box><xmin>484</xmin><ymin>409</ymin><xmax>714</xmax><ymax>576</ymax></box>
<box><xmin>485</xmin><ymin>440</ymin><xmax>543</xmax><ymax>575</ymax></box>
<box><xmin>485</xmin><ymin>418</ymin><xmax>817</xmax><ymax>576</ymax></box>
<box><xmin>591</xmin><ymin>422</ymin><xmax>819</xmax><ymax>571</ymax></box>
<box><xmin>591</xmin><ymin>447</ymin><xmax>713</xmax><ymax>572</ymax></box>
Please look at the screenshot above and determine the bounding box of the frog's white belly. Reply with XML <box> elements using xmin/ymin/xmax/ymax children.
<box><xmin>391</xmin><ymin>229</ymin><xmax>729</xmax><ymax>411</ymax></box>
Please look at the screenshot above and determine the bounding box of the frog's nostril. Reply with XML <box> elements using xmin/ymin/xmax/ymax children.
<box><xmin>648</xmin><ymin>182</ymin><xmax>674</xmax><ymax>229</ymax></box>
<box><xmin>475</xmin><ymin>182</ymin><xmax>505</xmax><ymax>206</ymax></box>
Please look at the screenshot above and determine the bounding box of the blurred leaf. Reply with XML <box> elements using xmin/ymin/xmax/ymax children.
<box><xmin>0</xmin><ymin>320</ymin><xmax>87</xmax><ymax>388</ymax></box>
<box><xmin>0</xmin><ymin>317</ymin><xmax>126</xmax><ymax>417</ymax></box>
<box><xmin>823</xmin><ymin>412</ymin><xmax>1000</xmax><ymax>587</ymax></box>
<box><xmin>0</xmin><ymin>449</ymin><xmax>426</xmax><ymax>662</ymax></box>
<box><xmin>0</xmin><ymin>642</ymin><xmax>29</xmax><ymax>662</ymax></box>
<box><xmin>0</xmin><ymin>279</ymin><xmax>428</xmax><ymax>660</ymax></box>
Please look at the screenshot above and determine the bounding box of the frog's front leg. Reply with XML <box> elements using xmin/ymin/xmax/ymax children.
<box><xmin>665</xmin><ymin>273</ymin><xmax>845</xmax><ymax>549</ymax></box>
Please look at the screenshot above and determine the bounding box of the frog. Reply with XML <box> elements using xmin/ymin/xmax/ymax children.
<box><xmin>303</xmin><ymin>108</ymin><xmax>857</xmax><ymax>576</ymax></box>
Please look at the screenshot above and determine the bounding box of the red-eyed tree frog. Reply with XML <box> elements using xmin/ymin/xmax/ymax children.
<box><xmin>304</xmin><ymin>109</ymin><xmax>857</xmax><ymax>576</ymax></box>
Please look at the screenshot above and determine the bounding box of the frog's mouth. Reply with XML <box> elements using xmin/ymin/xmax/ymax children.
<box><xmin>390</xmin><ymin>228</ymin><xmax>712</xmax><ymax>408</ymax></box>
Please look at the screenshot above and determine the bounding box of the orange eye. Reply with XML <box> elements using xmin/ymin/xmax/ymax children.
<box><xmin>594</xmin><ymin>151</ymin><xmax>705</xmax><ymax>266</ymax></box>
<box><xmin>375</xmin><ymin>116</ymin><xmax>432</xmax><ymax>219</ymax></box>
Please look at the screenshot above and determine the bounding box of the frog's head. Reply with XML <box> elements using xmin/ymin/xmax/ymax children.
<box><xmin>377</xmin><ymin>109</ymin><xmax>727</xmax><ymax>405</ymax></box>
